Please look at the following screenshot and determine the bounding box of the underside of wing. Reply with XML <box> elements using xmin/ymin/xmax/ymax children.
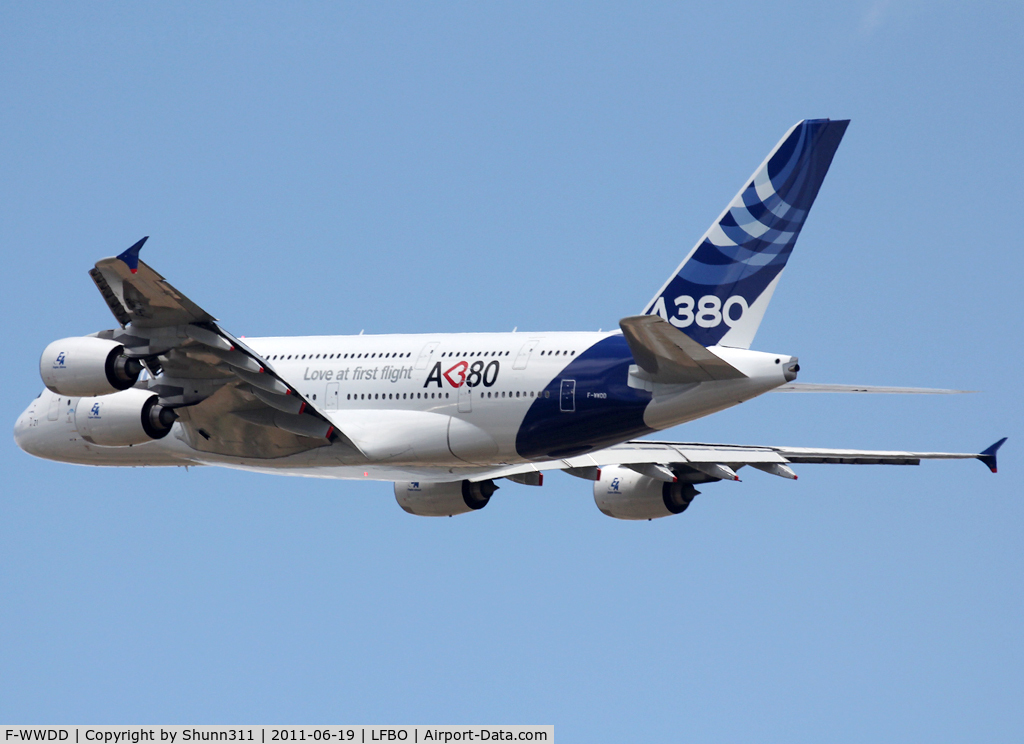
<box><xmin>89</xmin><ymin>240</ymin><xmax>364</xmax><ymax>460</ymax></box>
<box><xmin>474</xmin><ymin>438</ymin><xmax>1006</xmax><ymax>484</ymax></box>
<box><xmin>90</xmin><ymin>238</ymin><xmax>216</xmax><ymax>328</ymax></box>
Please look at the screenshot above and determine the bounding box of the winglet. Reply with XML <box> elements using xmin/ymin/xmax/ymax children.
<box><xmin>116</xmin><ymin>236</ymin><xmax>149</xmax><ymax>274</ymax></box>
<box><xmin>977</xmin><ymin>437</ymin><xmax>1007</xmax><ymax>473</ymax></box>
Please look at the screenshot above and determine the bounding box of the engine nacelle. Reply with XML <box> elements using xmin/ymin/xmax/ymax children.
<box><xmin>40</xmin><ymin>337</ymin><xmax>143</xmax><ymax>397</ymax></box>
<box><xmin>394</xmin><ymin>479</ymin><xmax>498</xmax><ymax>517</ymax></box>
<box><xmin>594</xmin><ymin>465</ymin><xmax>698</xmax><ymax>520</ymax></box>
<box><xmin>75</xmin><ymin>388</ymin><xmax>177</xmax><ymax>447</ymax></box>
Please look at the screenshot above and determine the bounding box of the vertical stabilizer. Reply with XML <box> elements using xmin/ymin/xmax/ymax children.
<box><xmin>644</xmin><ymin>119</ymin><xmax>848</xmax><ymax>348</ymax></box>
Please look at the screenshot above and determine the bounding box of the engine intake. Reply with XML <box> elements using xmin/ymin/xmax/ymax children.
<box><xmin>76</xmin><ymin>388</ymin><xmax>177</xmax><ymax>447</ymax></box>
<box><xmin>40</xmin><ymin>336</ymin><xmax>143</xmax><ymax>397</ymax></box>
<box><xmin>394</xmin><ymin>479</ymin><xmax>498</xmax><ymax>517</ymax></box>
<box><xmin>594</xmin><ymin>465</ymin><xmax>698</xmax><ymax>520</ymax></box>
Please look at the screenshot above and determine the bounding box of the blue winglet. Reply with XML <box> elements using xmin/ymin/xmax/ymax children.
<box><xmin>978</xmin><ymin>437</ymin><xmax>1007</xmax><ymax>473</ymax></box>
<box><xmin>116</xmin><ymin>236</ymin><xmax>149</xmax><ymax>274</ymax></box>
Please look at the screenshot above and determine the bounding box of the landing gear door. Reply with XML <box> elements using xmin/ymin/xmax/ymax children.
<box><xmin>513</xmin><ymin>339</ymin><xmax>540</xmax><ymax>370</ymax></box>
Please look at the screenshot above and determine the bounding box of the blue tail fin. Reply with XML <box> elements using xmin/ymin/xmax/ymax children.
<box><xmin>644</xmin><ymin>119</ymin><xmax>849</xmax><ymax>348</ymax></box>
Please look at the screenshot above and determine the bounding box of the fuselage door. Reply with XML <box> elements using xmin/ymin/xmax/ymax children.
<box><xmin>560</xmin><ymin>379</ymin><xmax>576</xmax><ymax>412</ymax></box>
<box><xmin>325</xmin><ymin>382</ymin><xmax>339</xmax><ymax>410</ymax></box>
<box><xmin>47</xmin><ymin>393</ymin><xmax>60</xmax><ymax>421</ymax></box>
<box><xmin>416</xmin><ymin>342</ymin><xmax>440</xmax><ymax>370</ymax></box>
<box><xmin>513</xmin><ymin>339</ymin><xmax>540</xmax><ymax>370</ymax></box>
<box><xmin>458</xmin><ymin>381</ymin><xmax>472</xmax><ymax>413</ymax></box>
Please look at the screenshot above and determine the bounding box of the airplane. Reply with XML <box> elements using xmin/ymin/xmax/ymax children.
<box><xmin>14</xmin><ymin>118</ymin><xmax>1005</xmax><ymax>520</ymax></box>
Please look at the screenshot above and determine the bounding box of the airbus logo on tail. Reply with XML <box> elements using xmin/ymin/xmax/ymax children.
<box><xmin>650</xmin><ymin>294</ymin><xmax>748</xmax><ymax>330</ymax></box>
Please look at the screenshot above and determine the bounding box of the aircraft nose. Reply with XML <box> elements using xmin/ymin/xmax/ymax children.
<box><xmin>13</xmin><ymin>398</ymin><xmax>41</xmax><ymax>455</ymax></box>
<box><xmin>14</xmin><ymin>407</ymin><xmax>31</xmax><ymax>451</ymax></box>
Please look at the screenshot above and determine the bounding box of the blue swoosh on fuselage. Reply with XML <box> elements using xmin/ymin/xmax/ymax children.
<box><xmin>515</xmin><ymin>335</ymin><xmax>653</xmax><ymax>459</ymax></box>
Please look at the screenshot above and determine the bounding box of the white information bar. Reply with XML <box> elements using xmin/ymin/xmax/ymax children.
<box><xmin>0</xmin><ymin>727</ymin><xmax>553</xmax><ymax>744</ymax></box>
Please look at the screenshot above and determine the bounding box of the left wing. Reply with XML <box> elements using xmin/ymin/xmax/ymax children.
<box><xmin>90</xmin><ymin>238</ymin><xmax>364</xmax><ymax>460</ymax></box>
<box><xmin>478</xmin><ymin>437</ymin><xmax>1007</xmax><ymax>484</ymax></box>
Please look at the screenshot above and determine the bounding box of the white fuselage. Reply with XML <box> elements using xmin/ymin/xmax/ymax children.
<box><xmin>15</xmin><ymin>330</ymin><xmax>795</xmax><ymax>481</ymax></box>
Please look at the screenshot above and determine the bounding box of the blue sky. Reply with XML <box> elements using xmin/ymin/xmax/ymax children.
<box><xmin>2</xmin><ymin>2</ymin><xmax>1022</xmax><ymax>740</ymax></box>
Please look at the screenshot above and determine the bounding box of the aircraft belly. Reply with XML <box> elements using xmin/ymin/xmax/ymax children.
<box><xmin>214</xmin><ymin>461</ymin><xmax>508</xmax><ymax>483</ymax></box>
<box><xmin>641</xmin><ymin>379</ymin><xmax>764</xmax><ymax>430</ymax></box>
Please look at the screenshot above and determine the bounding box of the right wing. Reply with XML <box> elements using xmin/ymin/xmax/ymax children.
<box><xmin>477</xmin><ymin>437</ymin><xmax>1007</xmax><ymax>484</ymax></box>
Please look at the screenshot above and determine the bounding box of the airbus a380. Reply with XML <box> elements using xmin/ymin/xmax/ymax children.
<box><xmin>14</xmin><ymin>119</ymin><xmax>1005</xmax><ymax>520</ymax></box>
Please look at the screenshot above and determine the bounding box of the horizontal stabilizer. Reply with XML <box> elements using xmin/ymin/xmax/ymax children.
<box><xmin>774</xmin><ymin>383</ymin><xmax>973</xmax><ymax>394</ymax></box>
<box><xmin>619</xmin><ymin>315</ymin><xmax>746</xmax><ymax>384</ymax></box>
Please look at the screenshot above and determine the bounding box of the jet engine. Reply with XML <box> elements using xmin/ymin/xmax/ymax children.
<box><xmin>40</xmin><ymin>336</ymin><xmax>143</xmax><ymax>397</ymax></box>
<box><xmin>594</xmin><ymin>465</ymin><xmax>698</xmax><ymax>520</ymax></box>
<box><xmin>75</xmin><ymin>387</ymin><xmax>178</xmax><ymax>446</ymax></box>
<box><xmin>394</xmin><ymin>479</ymin><xmax>499</xmax><ymax>517</ymax></box>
